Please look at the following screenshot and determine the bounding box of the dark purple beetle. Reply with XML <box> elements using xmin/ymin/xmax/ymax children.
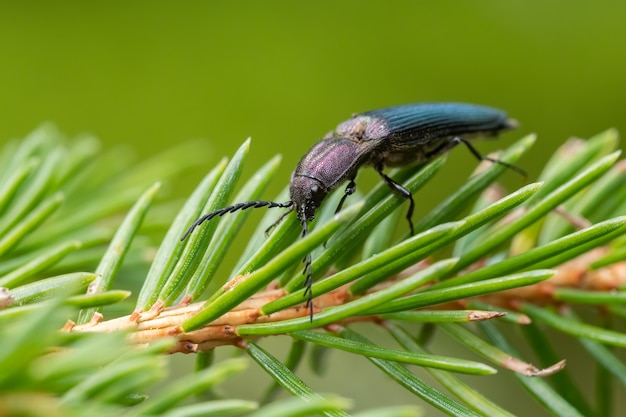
<box><xmin>182</xmin><ymin>102</ymin><xmax>521</xmax><ymax>319</ymax></box>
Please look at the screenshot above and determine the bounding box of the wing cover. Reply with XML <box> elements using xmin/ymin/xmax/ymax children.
<box><xmin>362</xmin><ymin>102</ymin><xmax>512</xmax><ymax>140</ymax></box>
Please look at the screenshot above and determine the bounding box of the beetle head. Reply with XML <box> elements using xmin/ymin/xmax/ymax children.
<box><xmin>289</xmin><ymin>174</ymin><xmax>328</xmax><ymax>222</ymax></box>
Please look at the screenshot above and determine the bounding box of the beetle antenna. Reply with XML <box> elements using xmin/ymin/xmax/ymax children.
<box><xmin>181</xmin><ymin>200</ymin><xmax>294</xmax><ymax>241</ymax></box>
<box><xmin>298</xmin><ymin>215</ymin><xmax>314</xmax><ymax>321</ymax></box>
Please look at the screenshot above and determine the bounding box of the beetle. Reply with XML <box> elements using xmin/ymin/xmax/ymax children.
<box><xmin>182</xmin><ymin>102</ymin><xmax>522</xmax><ymax>319</ymax></box>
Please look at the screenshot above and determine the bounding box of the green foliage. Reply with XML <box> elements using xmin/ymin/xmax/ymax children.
<box><xmin>1</xmin><ymin>126</ymin><xmax>626</xmax><ymax>416</ymax></box>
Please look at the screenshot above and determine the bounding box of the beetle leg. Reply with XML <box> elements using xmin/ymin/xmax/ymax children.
<box><xmin>455</xmin><ymin>137</ymin><xmax>527</xmax><ymax>179</ymax></box>
<box><xmin>335</xmin><ymin>177</ymin><xmax>357</xmax><ymax>214</ymax></box>
<box><xmin>264</xmin><ymin>204</ymin><xmax>295</xmax><ymax>236</ymax></box>
<box><xmin>375</xmin><ymin>166</ymin><xmax>415</xmax><ymax>235</ymax></box>
<box><xmin>323</xmin><ymin>179</ymin><xmax>357</xmax><ymax>249</ymax></box>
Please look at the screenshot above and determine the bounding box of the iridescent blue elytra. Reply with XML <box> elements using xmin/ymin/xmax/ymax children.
<box><xmin>182</xmin><ymin>102</ymin><xmax>520</xmax><ymax>319</ymax></box>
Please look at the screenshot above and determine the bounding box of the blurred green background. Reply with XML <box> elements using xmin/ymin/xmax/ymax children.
<box><xmin>1</xmin><ymin>1</ymin><xmax>624</xmax><ymax>185</ymax></box>
<box><xmin>2</xmin><ymin>1</ymin><xmax>625</xmax><ymax>415</ymax></box>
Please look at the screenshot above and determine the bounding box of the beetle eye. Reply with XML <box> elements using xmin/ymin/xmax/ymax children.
<box><xmin>311</xmin><ymin>184</ymin><xmax>319</xmax><ymax>193</ymax></box>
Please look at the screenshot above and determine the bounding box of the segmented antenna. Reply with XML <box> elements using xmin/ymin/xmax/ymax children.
<box><xmin>298</xmin><ymin>215</ymin><xmax>314</xmax><ymax>321</ymax></box>
<box><xmin>180</xmin><ymin>200</ymin><xmax>294</xmax><ymax>241</ymax></box>
<box><xmin>181</xmin><ymin>199</ymin><xmax>317</xmax><ymax>321</ymax></box>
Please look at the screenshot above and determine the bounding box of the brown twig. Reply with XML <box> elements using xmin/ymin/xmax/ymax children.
<box><xmin>66</xmin><ymin>285</ymin><xmax>356</xmax><ymax>353</ymax></box>
<box><xmin>65</xmin><ymin>246</ymin><xmax>626</xmax><ymax>354</ymax></box>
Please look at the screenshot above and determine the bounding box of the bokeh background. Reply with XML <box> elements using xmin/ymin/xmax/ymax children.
<box><xmin>2</xmin><ymin>1</ymin><xmax>625</xmax><ymax>179</ymax></box>
<box><xmin>2</xmin><ymin>1</ymin><xmax>625</xmax><ymax>415</ymax></box>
